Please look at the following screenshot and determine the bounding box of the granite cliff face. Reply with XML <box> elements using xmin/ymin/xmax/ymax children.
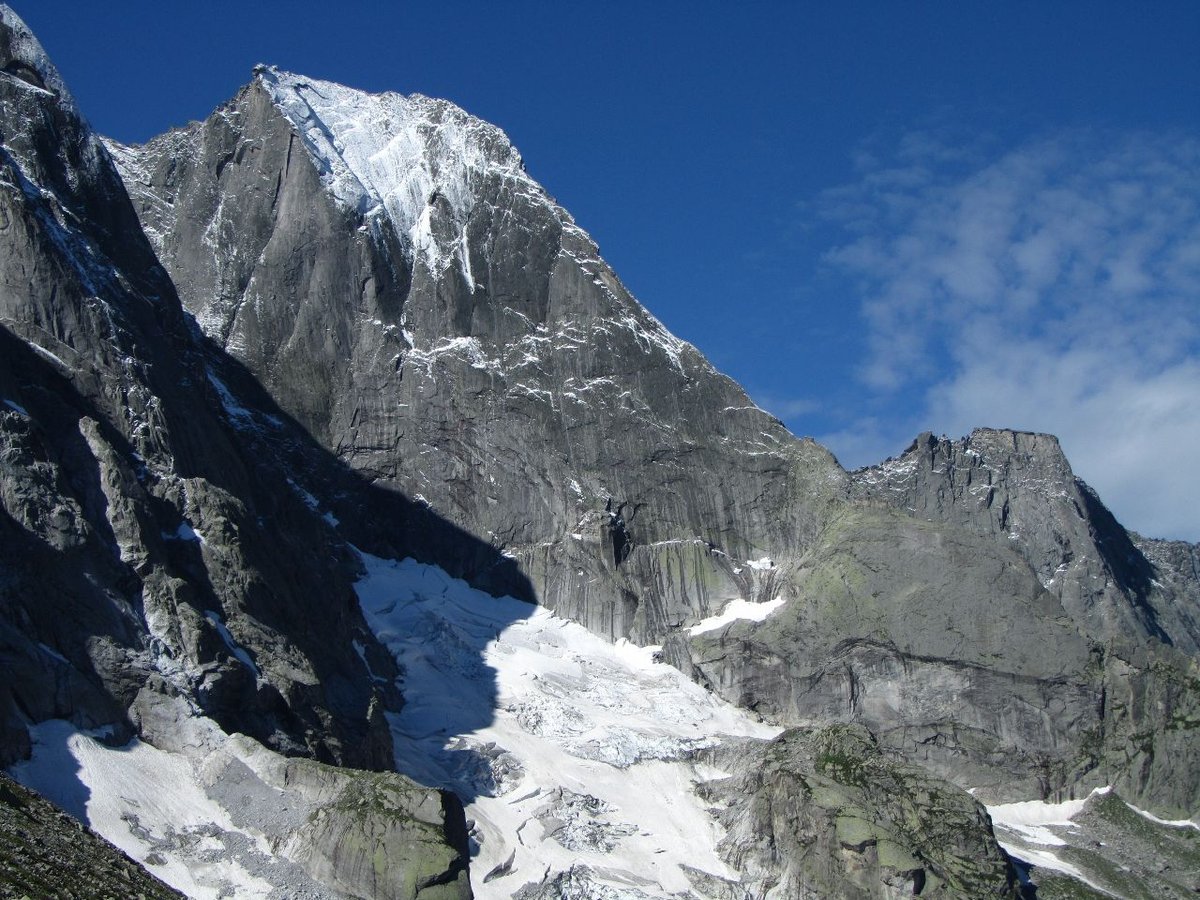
<box><xmin>107</xmin><ymin>67</ymin><xmax>846</xmax><ymax>649</ymax></box>
<box><xmin>0</xmin><ymin>7</ymin><xmax>472</xmax><ymax>893</ymax></box>
<box><xmin>110</xmin><ymin>67</ymin><xmax>1200</xmax><ymax>820</ymax></box>
<box><xmin>2</xmin><ymin>3</ymin><xmax>1198</xmax><ymax>896</ymax></box>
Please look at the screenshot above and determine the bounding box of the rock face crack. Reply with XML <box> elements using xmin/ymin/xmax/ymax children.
<box><xmin>604</xmin><ymin>498</ymin><xmax>636</xmax><ymax>568</ymax></box>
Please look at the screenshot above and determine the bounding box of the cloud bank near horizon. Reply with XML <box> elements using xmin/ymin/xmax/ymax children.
<box><xmin>817</xmin><ymin>129</ymin><xmax>1200</xmax><ymax>542</ymax></box>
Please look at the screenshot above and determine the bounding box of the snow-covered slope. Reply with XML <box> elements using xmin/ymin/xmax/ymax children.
<box><xmin>11</xmin><ymin>719</ymin><xmax>305</xmax><ymax>898</ymax></box>
<box><xmin>9</xmin><ymin>546</ymin><xmax>786</xmax><ymax>898</ymax></box>
<box><xmin>258</xmin><ymin>66</ymin><xmax>526</xmax><ymax>279</ymax></box>
<box><xmin>355</xmin><ymin>552</ymin><xmax>781</xmax><ymax>897</ymax></box>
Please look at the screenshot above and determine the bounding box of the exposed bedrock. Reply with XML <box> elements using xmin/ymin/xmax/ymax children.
<box><xmin>105</xmin><ymin>64</ymin><xmax>1200</xmax><ymax>817</ymax></box>
<box><xmin>703</xmin><ymin>725</ymin><xmax>1019</xmax><ymax>899</ymax></box>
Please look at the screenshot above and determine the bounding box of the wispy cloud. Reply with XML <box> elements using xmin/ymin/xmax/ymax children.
<box><xmin>819</xmin><ymin>130</ymin><xmax>1200</xmax><ymax>540</ymax></box>
<box><xmin>752</xmin><ymin>393</ymin><xmax>821</xmax><ymax>421</ymax></box>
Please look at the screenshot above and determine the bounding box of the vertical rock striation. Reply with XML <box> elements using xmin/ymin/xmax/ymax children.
<box><xmin>108</xmin><ymin>68</ymin><xmax>849</xmax><ymax>648</ymax></box>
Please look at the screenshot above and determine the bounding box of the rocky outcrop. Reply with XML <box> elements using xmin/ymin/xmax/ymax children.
<box><xmin>289</xmin><ymin>769</ymin><xmax>472</xmax><ymax>900</ymax></box>
<box><xmin>196</xmin><ymin>725</ymin><xmax>473</xmax><ymax>900</ymax></box>
<box><xmin>851</xmin><ymin>430</ymin><xmax>1198</xmax><ymax>653</ymax></box>
<box><xmin>703</xmin><ymin>725</ymin><xmax>1018</xmax><ymax>899</ymax></box>
<box><xmin>671</xmin><ymin>485</ymin><xmax>1200</xmax><ymax>814</ymax></box>
<box><xmin>671</xmin><ymin>506</ymin><xmax>1105</xmax><ymax>801</ymax></box>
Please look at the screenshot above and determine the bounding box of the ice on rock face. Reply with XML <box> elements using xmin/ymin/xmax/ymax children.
<box><xmin>256</xmin><ymin>66</ymin><xmax>535</xmax><ymax>277</ymax></box>
<box><xmin>253</xmin><ymin>66</ymin><xmax>693</xmax><ymax>372</ymax></box>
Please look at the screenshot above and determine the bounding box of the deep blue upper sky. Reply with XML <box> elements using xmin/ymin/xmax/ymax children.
<box><xmin>19</xmin><ymin>2</ymin><xmax>1200</xmax><ymax>540</ymax></box>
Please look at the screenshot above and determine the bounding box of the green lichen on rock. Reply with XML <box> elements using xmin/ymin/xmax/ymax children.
<box><xmin>702</xmin><ymin>725</ymin><xmax>1018</xmax><ymax>899</ymax></box>
<box><xmin>1097</xmin><ymin>643</ymin><xmax>1200</xmax><ymax>817</ymax></box>
<box><xmin>1029</xmin><ymin>873</ymin><xmax>1113</xmax><ymax>900</ymax></box>
<box><xmin>998</xmin><ymin>787</ymin><xmax>1200</xmax><ymax>900</ymax></box>
<box><xmin>281</xmin><ymin>758</ymin><xmax>472</xmax><ymax>900</ymax></box>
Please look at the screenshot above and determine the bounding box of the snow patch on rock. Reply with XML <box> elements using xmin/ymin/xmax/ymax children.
<box><xmin>257</xmin><ymin>66</ymin><xmax>532</xmax><ymax>278</ymax></box>
<box><xmin>689</xmin><ymin>596</ymin><xmax>787</xmax><ymax>636</ymax></box>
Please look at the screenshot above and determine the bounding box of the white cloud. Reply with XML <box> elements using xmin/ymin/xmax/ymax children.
<box><xmin>752</xmin><ymin>392</ymin><xmax>820</xmax><ymax>421</ymax></box>
<box><xmin>820</xmin><ymin>130</ymin><xmax>1200</xmax><ymax>541</ymax></box>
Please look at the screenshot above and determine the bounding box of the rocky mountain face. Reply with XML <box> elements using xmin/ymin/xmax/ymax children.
<box><xmin>106</xmin><ymin>66</ymin><xmax>846</xmax><ymax>647</ymax></box>
<box><xmin>1</xmin><ymin>2</ymin><xmax>1198</xmax><ymax>897</ymax></box>
<box><xmin>112</xmin><ymin>62</ymin><xmax>1199</xmax><ymax>818</ymax></box>
<box><xmin>0</xmin><ymin>7</ymin><xmax>471</xmax><ymax>894</ymax></box>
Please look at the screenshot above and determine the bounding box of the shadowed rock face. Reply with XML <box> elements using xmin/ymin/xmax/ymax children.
<box><xmin>107</xmin><ymin>67</ymin><xmax>1200</xmax><ymax>818</ymax></box>
<box><xmin>0</xmin><ymin>9</ymin><xmax>484</xmax><ymax>892</ymax></box>
<box><xmin>0</xmin><ymin>9</ymin><xmax>397</xmax><ymax>770</ymax></box>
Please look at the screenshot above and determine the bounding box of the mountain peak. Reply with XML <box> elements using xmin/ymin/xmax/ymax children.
<box><xmin>0</xmin><ymin>4</ymin><xmax>77</xmax><ymax>112</ymax></box>
<box><xmin>254</xmin><ymin>65</ymin><xmax>540</xmax><ymax>276</ymax></box>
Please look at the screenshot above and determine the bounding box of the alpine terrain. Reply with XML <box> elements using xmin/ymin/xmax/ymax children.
<box><xmin>1</xmin><ymin>5</ymin><xmax>1197</xmax><ymax>898</ymax></box>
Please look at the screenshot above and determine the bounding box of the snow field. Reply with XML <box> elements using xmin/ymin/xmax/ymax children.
<box><xmin>355</xmin><ymin>551</ymin><xmax>781</xmax><ymax>897</ymax></box>
<box><xmin>9</xmin><ymin>719</ymin><xmax>275</xmax><ymax>898</ymax></box>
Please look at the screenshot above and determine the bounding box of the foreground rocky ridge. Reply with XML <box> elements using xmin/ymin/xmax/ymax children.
<box><xmin>10</xmin><ymin>715</ymin><xmax>471</xmax><ymax>899</ymax></box>
<box><xmin>1</xmin><ymin>2</ymin><xmax>1198</xmax><ymax>897</ymax></box>
<box><xmin>704</xmin><ymin>726</ymin><xmax>1018</xmax><ymax>899</ymax></box>
<box><xmin>0</xmin><ymin>772</ymin><xmax>184</xmax><ymax>900</ymax></box>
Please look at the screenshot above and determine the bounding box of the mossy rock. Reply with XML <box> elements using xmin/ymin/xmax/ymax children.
<box><xmin>705</xmin><ymin>725</ymin><xmax>1018</xmax><ymax>898</ymax></box>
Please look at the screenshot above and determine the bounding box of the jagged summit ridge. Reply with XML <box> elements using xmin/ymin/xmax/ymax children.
<box><xmin>253</xmin><ymin>65</ymin><xmax>697</xmax><ymax>366</ymax></box>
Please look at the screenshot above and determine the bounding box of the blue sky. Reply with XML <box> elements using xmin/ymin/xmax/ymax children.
<box><xmin>20</xmin><ymin>2</ymin><xmax>1200</xmax><ymax>540</ymax></box>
